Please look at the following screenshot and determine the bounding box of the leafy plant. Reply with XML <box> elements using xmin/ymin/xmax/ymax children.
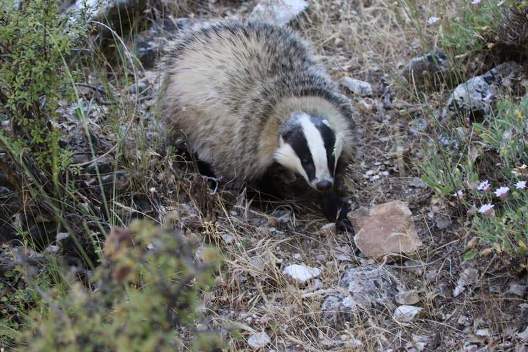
<box><xmin>420</xmin><ymin>96</ymin><xmax>528</xmax><ymax>257</ymax></box>
<box><xmin>440</xmin><ymin>0</ymin><xmax>502</xmax><ymax>56</ymax></box>
<box><xmin>18</xmin><ymin>221</ymin><xmax>223</xmax><ymax>352</ymax></box>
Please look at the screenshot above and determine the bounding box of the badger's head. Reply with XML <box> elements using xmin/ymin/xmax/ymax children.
<box><xmin>274</xmin><ymin>112</ymin><xmax>343</xmax><ymax>192</ymax></box>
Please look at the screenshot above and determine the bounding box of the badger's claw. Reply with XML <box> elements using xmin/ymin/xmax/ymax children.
<box><xmin>320</xmin><ymin>191</ymin><xmax>354</xmax><ymax>233</ymax></box>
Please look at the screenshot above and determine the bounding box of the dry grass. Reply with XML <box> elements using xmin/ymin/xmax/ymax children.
<box><xmin>163</xmin><ymin>1</ymin><xmax>525</xmax><ymax>350</ymax></box>
<box><xmin>3</xmin><ymin>0</ymin><xmax>526</xmax><ymax>350</ymax></box>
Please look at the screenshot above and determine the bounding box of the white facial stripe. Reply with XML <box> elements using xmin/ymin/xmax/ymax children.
<box><xmin>298</xmin><ymin>113</ymin><xmax>331</xmax><ymax>181</ymax></box>
<box><xmin>334</xmin><ymin>133</ymin><xmax>343</xmax><ymax>170</ymax></box>
<box><xmin>274</xmin><ymin>142</ymin><xmax>309</xmax><ymax>181</ymax></box>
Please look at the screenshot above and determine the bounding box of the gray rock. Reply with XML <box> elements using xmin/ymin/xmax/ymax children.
<box><xmin>402</xmin><ymin>50</ymin><xmax>449</xmax><ymax>84</ymax></box>
<box><xmin>442</xmin><ymin>62</ymin><xmax>524</xmax><ymax>120</ymax></box>
<box><xmin>443</xmin><ymin>76</ymin><xmax>495</xmax><ymax>120</ymax></box>
<box><xmin>321</xmin><ymin>265</ymin><xmax>401</xmax><ymax>323</ymax></box>
<box><xmin>249</xmin><ymin>0</ymin><xmax>308</xmax><ymax>26</ymax></box>
<box><xmin>409</xmin><ymin>117</ymin><xmax>428</xmax><ymax>136</ymax></box>
<box><xmin>247</xmin><ymin>331</ymin><xmax>271</xmax><ymax>349</ymax></box>
<box><xmin>434</xmin><ymin>214</ymin><xmax>452</xmax><ymax>230</ymax></box>
<box><xmin>517</xmin><ymin>326</ymin><xmax>528</xmax><ymax>341</ymax></box>
<box><xmin>507</xmin><ymin>282</ymin><xmax>527</xmax><ymax>297</ymax></box>
<box><xmin>453</xmin><ymin>268</ymin><xmax>479</xmax><ymax>297</ymax></box>
<box><xmin>340</xmin><ymin>77</ymin><xmax>373</xmax><ymax>97</ymax></box>
<box><xmin>132</xmin><ymin>18</ymin><xmax>205</xmax><ymax>69</ymax></box>
<box><xmin>65</xmin><ymin>0</ymin><xmax>146</xmax><ymax>28</ymax></box>
<box><xmin>395</xmin><ymin>290</ymin><xmax>420</xmax><ymax>305</ymax></box>
<box><xmin>393</xmin><ymin>305</ymin><xmax>423</xmax><ymax>323</ymax></box>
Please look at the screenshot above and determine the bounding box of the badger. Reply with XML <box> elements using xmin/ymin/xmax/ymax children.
<box><xmin>159</xmin><ymin>21</ymin><xmax>356</xmax><ymax>230</ymax></box>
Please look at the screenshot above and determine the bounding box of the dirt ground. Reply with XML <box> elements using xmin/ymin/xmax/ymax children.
<box><xmin>2</xmin><ymin>0</ymin><xmax>527</xmax><ymax>351</ymax></box>
<box><xmin>147</xmin><ymin>1</ymin><xmax>526</xmax><ymax>351</ymax></box>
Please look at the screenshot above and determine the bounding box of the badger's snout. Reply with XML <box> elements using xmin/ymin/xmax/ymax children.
<box><xmin>310</xmin><ymin>178</ymin><xmax>333</xmax><ymax>192</ymax></box>
<box><xmin>315</xmin><ymin>179</ymin><xmax>332</xmax><ymax>191</ymax></box>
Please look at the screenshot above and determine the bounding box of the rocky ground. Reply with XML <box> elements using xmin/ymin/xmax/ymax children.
<box><xmin>1</xmin><ymin>0</ymin><xmax>528</xmax><ymax>351</ymax></box>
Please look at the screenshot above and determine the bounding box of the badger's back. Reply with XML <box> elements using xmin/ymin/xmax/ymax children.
<box><xmin>160</xmin><ymin>21</ymin><xmax>355</xmax><ymax>182</ymax></box>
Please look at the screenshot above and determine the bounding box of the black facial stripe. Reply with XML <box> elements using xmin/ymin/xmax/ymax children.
<box><xmin>287</xmin><ymin>129</ymin><xmax>315</xmax><ymax>181</ymax></box>
<box><xmin>313</xmin><ymin>119</ymin><xmax>336</xmax><ymax>176</ymax></box>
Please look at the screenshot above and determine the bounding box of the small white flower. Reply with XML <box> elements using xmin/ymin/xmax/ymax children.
<box><xmin>471</xmin><ymin>0</ymin><xmax>481</xmax><ymax>4</ymax></box>
<box><xmin>426</xmin><ymin>16</ymin><xmax>440</xmax><ymax>25</ymax></box>
<box><xmin>494</xmin><ymin>186</ymin><xmax>510</xmax><ymax>198</ymax></box>
<box><xmin>478</xmin><ymin>203</ymin><xmax>495</xmax><ymax>216</ymax></box>
<box><xmin>477</xmin><ymin>180</ymin><xmax>491</xmax><ymax>192</ymax></box>
<box><xmin>453</xmin><ymin>190</ymin><xmax>464</xmax><ymax>199</ymax></box>
<box><xmin>515</xmin><ymin>181</ymin><xmax>526</xmax><ymax>190</ymax></box>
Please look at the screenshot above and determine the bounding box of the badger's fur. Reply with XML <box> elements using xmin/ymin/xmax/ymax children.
<box><xmin>159</xmin><ymin>21</ymin><xmax>356</xmax><ymax>227</ymax></box>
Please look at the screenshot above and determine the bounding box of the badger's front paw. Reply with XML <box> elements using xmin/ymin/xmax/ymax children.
<box><xmin>320</xmin><ymin>192</ymin><xmax>354</xmax><ymax>233</ymax></box>
<box><xmin>335</xmin><ymin>200</ymin><xmax>354</xmax><ymax>234</ymax></box>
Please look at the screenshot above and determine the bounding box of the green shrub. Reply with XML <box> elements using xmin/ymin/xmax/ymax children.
<box><xmin>420</xmin><ymin>97</ymin><xmax>528</xmax><ymax>257</ymax></box>
<box><xmin>18</xmin><ymin>220</ymin><xmax>223</xmax><ymax>352</ymax></box>
<box><xmin>0</xmin><ymin>0</ymin><xmax>84</xmax><ymax>185</ymax></box>
<box><xmin>440</xmin><ymin>0</ymin><xmax>502</xmax><ymax>56</ymax></box>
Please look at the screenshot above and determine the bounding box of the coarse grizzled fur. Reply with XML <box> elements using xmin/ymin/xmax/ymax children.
<box><xmin>158</xmin><ymin>20</ymin><xmax>356</xmax><ymax>185</ymax></box>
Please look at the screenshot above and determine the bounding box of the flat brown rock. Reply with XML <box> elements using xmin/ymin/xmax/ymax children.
<box><xmin>349</xmin><ymin>201</ymin><xmax>422</xmax><ymax>259</ymax></box>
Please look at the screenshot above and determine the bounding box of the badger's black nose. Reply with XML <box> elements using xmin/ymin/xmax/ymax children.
<box><xmin>316</xmin><ymin>180</ymin><xmax>332</xmax><ymax>192</ymax></box>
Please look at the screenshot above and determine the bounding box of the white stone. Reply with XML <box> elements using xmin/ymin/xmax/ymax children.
<box><xmin>249</xmin><ymin>0</ymin><xmax>308</xmax><ymax>27</ymax></box>
<box><xmin>319</xmin><ymin>223</ymin><xmax>336</xmax><ymax>236</ymax></box>
<box><xmin>453</xmin><ymin>268</ymin><xmax>479</xmax><ymax>297</ymax></box>
<box><xmin>507</xmin><ymin>282</ymin><xmax>527</xmax><ymax>297</ymax></box>
<box><xmin>475</xmin><ymin>328</ymin><xmax>491</xmax><ymax>337</ymax></box>
<box><xmin>283</xmin><ymin>264</ymin><xmax>321</xmax><ymax>284</ymax></box>
<box><xmin>340</xmin><ymin>77</ymin><xmax>373</xmax><ymax>97</ymax></box>
<box><xmin>517</xmin><ymin>326</ymin><xmax>528</xmax><ymax>341</ymax></box>
<box><xmin>395</xmin><ymin>290</ymin><xmax>420</xmax><ymax>305</ymax></box>
<box><xmin>393</xmin><ymin>305</ymin><xmax>423</xmax><ymax>323</ymax></box>
<box><xmin>248</xmin><ymin>331</ymin><xmax>271</xmax><ymax>349</ymax></box>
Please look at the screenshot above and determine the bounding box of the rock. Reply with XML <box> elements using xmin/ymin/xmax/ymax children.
<box><xmin>395</xmin><ymin>290</ymin><xmax>420</xmax><ymax>305</ymax></box>
<box><xmin>340</xmin><ymin>77</ymin><xmax>373</xmax><ymax>97</ymax></box>
<box><xmin>411</xmin><ymin>335</ymin><xmax>431</xmax><ymax>352</ymax></box>
<box><xmin>65</xmin><ymin>0</ymin><xmax>147</xmax><ymax>30</ymax></box>
<box><xmin>402</xmin><ymin>50</ymin><xmax>449</xmax><ymax>84</ymax></box>
<box><xmin>393</xmin><ymin>305</ymin><xmax>423</xmax><ymax>323</ymax></box>
<box><xmin>247</xmin><ymin>331</ymin><xmax>271</xmax><ymax>349</ymax></box>
<box><xmin>453</xmin><ymin>268</ymin><xmax>479</xmax><ymax>297</ymax></box>
<box><xmin>442</xmin><ymin>62</ymin><xmax>524</xmax><ymax>121</ymax></box>
<box><xmin>409</xmin><ymin>117</ymin><xmax>428</xmax><ymax>136</ymax></box>
<box><xmin>283</xmin><ymin>264</ymin><xmax>321</xmax><ymax>284</ymax></box>
<box><xmin>507</xmin><ymin>282</ymin><xmax>527</xmax><ymax>297</ymax></box>
<box><xmin>321</xmin><ymin>265</ymin><xmax>401</xmax><ymax>322</ymax></box>
<box><xmin>221</xmin><ymin>233</ymin><xmax>235</xmax><ymax>244</ymax></box>
<box><xmin>475</xmin><ymin>328</ymin><xmax>491</xmax><ymax>337</ymax></box>
<box><xmin>434</xmin><ymin>213</ymin><xmax>452</xmax><ymax>230</ymax></box>
<box><xmin>249</xmin><ymin>0</ymin><xmax>308</xmax><ymax>26</ymax></box>
<box><xmin>163</xmin><ymin>203</ymin><xmax>202</xmax><ymax>230</ymax></box>
<box><xmin>349</xmin><ymin>201</ymin><xmax>422</xmax><ymax>259</ymax></box>
<box><xmin>319</xmin><ymin>223</ymin><xmax>336</xmax><ymax>236</ymax></box>
<box><xmin>403</xmin><ymin>259</ymin><xmax>426</xmax><ymax>276</ymax></box>
<box><xmin>132</xmin><ymin>18</ymin><xmax>203</xmax><ymax>69</ymax></box>
<box><xmin>56</xmin><ymin>232</ymin><xmax>70</xmax><ymax>242</ymax></box>
<box><xmin>517</xmin><ymin>326</ymin><xmax>528</xmax><ymax>341</ymax></box>
<box><xmin>443</xmin><ymin>75</ymin><xmax>495</xmax><ymax>120</ymax></box>
<box><xmin>100</xmin><ymin>170</ymin><xmax>129</xmax><ymax>192</ymax></box>
<box><xmin>45</xmin><ymin>245</ymin><xmax>60</xmax><ymax>254</ymax></box>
